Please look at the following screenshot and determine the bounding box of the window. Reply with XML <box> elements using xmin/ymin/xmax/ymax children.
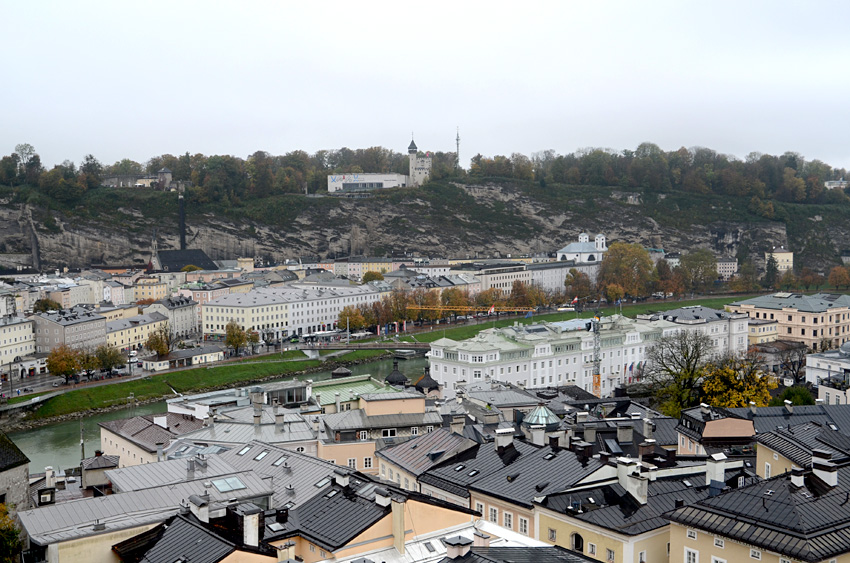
<box><xmin>476</xmin><ymin>502</ymin><xmax>484</xmax><ymax>514</ymax></box>
<box><xmin>638</xmin><ymin>552</ymin><xmax>646</xmax><ymax>563</ymax></box>
<box><xmin>606</xmin><ymin>548</ymin><xmax>615</xmax><ymax>563</ymax></box>
<box><xmin>503</xmin><ymin>513</ymin><xmax>512</xmax><ymax>529</ymax></box>
<box><xmin>711</xmin><ymin>558</ymin><xmax>727</xmax><ymax>563</ymax></box>
<box><xmin>714</xmin><ymin>537</ymin><xmax>724</xmax><ymax>548</ymax></box>
<box><xmin>347</xmin><ymin>458</ymin><xmax>356</xmax><ymax>469</ymax></box>
<box><xmin>237</xmin><ymin>445</ymin><xmax>251</xmax><ymax>456</ymax></box>
<box><xmin>749</xmin><ymin>549</ymin><xmax>761</xmax><ymax>560</ymax></box>
<box><xmin>684</xmin><ymin>548</ymin><xmax>698</xmax><ymax>563</ymax></box>
<box><xmin>738</xmin><ymin>476</ymin><xmax>745</xmax><ymax>488</ymax></box>
<box><xmin>687</xmin><ymin>529</ymin><xmax>697</xmax><ymax>540</ymax></box>
<box><xmin>589</xmin><ymin>543</ymin><xmax>597</xmax><ymax>556</ymax></box>
<box><xmin>364</xmin><ymin>457</ymin><xmax>372</xmax><ymax>469</ymax></box>
<box><xmin>519</xmin><ymin>517</ymin><xmax>528</xmax><ymax>535</ymax></box>
<box><xmin>548</xmin><ymin>528</ymin><xmax>557</xmax><ymax>542</ymax></box>
<box><xmin>296</xmin><ymin>446</ymin><xmax>305</xmax><ymax>453</ymax></box>
<box><xmin>359</xmin><ymin>430</ymin><xmax>368</xmax><ymax>440</ymax></box>
<box><xmin>254</xmin><ymin>450</ymin><xmax>269</xmax><ymax>461</ymax></box>
<box><xmin>765</xmin><ymin>462</ymin><xmax>771</xmax><ymax>478</ymax></box>
<box><xmin>411</xmin><ymin>427</ymin><xmax>418</xmax><ymax>436</ymax></box>
<box><xmin>426</xmin><ymin>425</ymin><xmax>434</xmax><ymax>433</ymax></box>
<box><xmin>489</xmin><ymin>507</ymin><xmax>498</xmax><ymax>522</ymax></box>
<box><xmin>382</xmin><ymin>428</ymin><xmax>397</xmax><ymax>438</ymax></box>
<box><xmin>309</xmin><ymin>544</ymin><xmax>316</xmax><ymax>553</ymax></box>
<box><xmin>779</xmin><ymin>559</ymin><xmax>792</xmax><ymax>563</ymax></box>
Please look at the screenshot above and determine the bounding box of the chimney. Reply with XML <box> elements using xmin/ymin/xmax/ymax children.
<box><xmin>445</xmin><ymin>536</ymin><xmax>473</xmax><ymax>559</ymax></box>
<box><xmin>156</xmin><ymin>442</ymin><xmax>164</xmax><ymax>463</ymax></box>
<box><xmin>599</xmin><ymin>451</ymin><xmax>610</xmax><ymax>465</ymax></box>
<box><xmin>629</xmin><ymin>412</ymin><xmax>642</xmax><ymax>420</ymax></box>
<box><xmin>791</xmin><ymin>467</ymin><xmax>805</xmax><ymax>489</ymax></box>
<box><xmin>749</xmin><ymin>401</ymin><xmax>757</xmax><ymax>415</ymax></box>
<box><xmin>275</xmin><ymin>508</ymin><xmax>289</xmax><ymax>524</ymax></box>
<box><xmin>450</xmin><ymin>414</ymin><xmax>465</xmax><ymax>435</ymax></box>
<box><xmin>236</xmin><ymin>504</ymin><xmax>263</xmax><ymax>548</ymax></box>
<box><xmin>584</xmin><ymin>425</ymin><xmax>596</xmax><ymax>443</ymax></box>
<box><xmin>253</xmin><ymin>405</ymin><xmax>262</xmax><ymax>426</ymax></box>
<box><xmin>392</xmin><ymin>498</ymin><xmax>405</xmax><ymax>555</ymax></box>
<box><xmin>187</xmin><ymin>458</ymin><xmax>195</xmax><ymax>481</ymax></box>
<box><xmin>617</xmin><ymin>456</ymin><xmax>638</xmax><ymax>488</ymax></box>
<box><xmin>275</xmin><ymin>406</ymin><xmax>284</xmax><ymax>426</ymax></box>
<box><xmin>375</xmin><ymin>487</ymin><xmax>391</xmax><ymax>507</ymax></box>
<box><xmin>576</xmin><ymin>411</ymin><xmax>589</xmax><ymax>423</ymax></box>
<box><xmin>153</xmin><ymin>415</ymin><xmax>168</xmax><ymax>429</ymax></box>
<box><xmin>784</xmin><ymin>399</ymin><xmax>793</xmax><ymax>414</ymax></box>
<box><xmin>45</xmin><ymin>466</ymin><xmax>55</xmax><ymax>488</ymax></box>
<box><xmin>335</xmin><ymin>392</ymin><xmax>341</xmax><ymax>412</ymax></box>
<box><xmin>642</xmin><ymin>418</ymin><xmax>654</xmax><ymax>440</ymax></box>
<box><xmin>674</xmin><ymin>498</ymin><xmax>685</xmax><ymax>508</ymax></box>
<box><xmin>816</xmin><ymin>398</ymin><xmax>824</xmax><ymax>405</ymax></box>
<box><xmin>203</xmin><ymin>414</ymin><xmax>210</xmax><ymax>427</ymax></box>
<box><xmin>473</xmin><ymin>531</ymin><xmax>491</xmax><ymax>548</ymax></box>
<box><xmin>626</xmin><ymin>471</ymin><xmax>648</xmax><ymax>505</ymax></box>
<box><xmin>333</xmin><ymin>468</ymin><xmax>350</xmax><ymax>488</ymax></box>
<box><xmin>529</xmin><ymin>424</ymin><xmax>546</xmax><ymax>446</ymax></box>
<box><xmin>705</xmin><ymin>452</ymin><xmax>727</xmax><ymax>486</ymax></box>
<box><xmin>276</xmin><ymin>540</ymin><xmax>296</xmax><ymax>562</ymax></box>
<box><xmin>617</xmin><ymin>423</ymin><xmax>634</xmax><ymax>444</ymax></box>
<box><xmin>189</xmin><ymin>493</ymin><xmax>210</xmax><ymax>522</ymax></box>
<box><xmin>95</xmin><ymin>450</ymin><xmax>103</xmax><ymax>457</ymax></box>
<box><xmin>638</xmin><ymin>439</ymin><xmax>656</xmax><ymax>462</ymax></box>
<box><xmin>812</xmin><ymin>449</ymin><xmax>838</xmax><ymax>487</ymax></box>
<box><xmin>699</xmin><ymin>403</ymin><xmax>710</xmax><ymax>415</ymax></box>
<box><xmin>495</xmin><ymin>428</ymin><xmax>514</xmax><ymax>452</ymax></box>
<box><xmin>665</xmin><ymin>449</ymin><xmax>677</xmax><ymax>467</ymax></box>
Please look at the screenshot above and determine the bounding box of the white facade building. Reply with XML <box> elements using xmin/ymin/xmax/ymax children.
<box><xmin>408</xmin><ymin>139</ymin><xmax>432</xmax><ymax>187</ymax></box>
<box><xmin>717</xmin><ymin>257</ymin><xmax>739</xmax><ymax>281</ymax></box>
<box><xmin>202</xmin><ymin>284</ymin><xmax>381</xmax><ymax>339</ymax></box>
<box><xmin>527</xmin><ymin>260</ymin><xmax>600</xmax><ymax>292</ymax></box>
<box><xmin>0</xmin><ymin>316</ymin><xmax>35</xmax><ymax>378</ymax></box>
<box><xmin>428</xmin><ymin>316</ymin><xmax>677</xmax><ymax>398</ymax></box>
<box><xmin>327</xmin><ymin>173</ymin><xmax>409</xmax><ymax>193</ymax></box>
<box><xmin>143</xmin><ymin>295</ymin><xmax>199</xmax><ymax>337</ymax></box>
<box><xmin>556</xmin><ymin>233</ymin><xmax>607</xmax><ymax>263</ymax></box>
<box><xmin>635</xmin><ymin>306</ymin><xmax>749</xmax><ymax>358</ymax></box>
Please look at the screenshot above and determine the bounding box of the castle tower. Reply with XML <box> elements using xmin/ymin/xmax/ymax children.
<box><xmin>408</xmin><ymin>138</ymin><xmax>418</xmax><ymax>187</ymax></box>
<box><xmin>407</xmin><ymin>137</ymin><xmax>432</xmax><ymax>187</ymax></box>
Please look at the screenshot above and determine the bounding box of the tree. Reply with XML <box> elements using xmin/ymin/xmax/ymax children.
<box><xmin>362</xmin><ymin>271</ymin><xmax>384</xmax><ymax>283</ymax></box>
<box><xmin>564</xmin><ymin>269</ymin><xmax>593</xmax><ymax>300</ymax></box>
<box><xmin>95</xmin><ymin>345</ymin><xmax>124</xmax><ymax>372</ymax></box>
<box><xmin>14</xmin><ymin>143</ymin><xmax>35</xmax><ymax>173</ymax></box>
<box><xmin>605</xmin><ymin>283</ymin><xmax>625</xmax><ymax>303</ymax></box>
<box><xmin>0</xmin><ymin>503</ymin><xmax>23</xmax><ymax>563</ymax></box>
<box><xmin>225</xmin><ymin>320</ymin><xmax>247</xmax><ymax>355</ymax></box>
<box><xmin>597</xmin><ymin>243</ymin><xmax>654</xmax><ymax>297</ymax></box>
<box><xmin>146</xmin><ymin>323</ymin><xmax>174</xmax><ymax>359</ymax></box>
<box><xmin>181</xmin><ymin>264</ymin><xmax>202</xmax><ymax>272</ymax></box>
<box><xmin>779</xmin><ymin>269</ymin><xmax>798</xmax><ymax>290</ymax></box>
<box><xmin>769</xmin><ymin>386</ymin><xmax>815</xmax><ymax>407</ymax></box>
<box><xmin>763</xmin><ymin>254</ymin><xmax>779</xmax><ymax>288</ymax></box>
<box><xmin>78</xmin><ymin>348</ymin><xmax>99</xmax><ymax>375</ymax></box>
<box><xmin>778</xmin><ymin>344</ymin><xmax>808</xmax><ymax>386</ymax></box>
<box><xmin>80</xmin><ymin>154</ymin><xmax>103</xmax><ymax>189</ymax></box>
<box><xmin>679</xmin><ymin>249</ymin><xmax>718</xmax><ymax>293</ymax></box>
<box><xmin>828</xmin><ymin>266</ymin><xmax>850</xmax><ymax>290</ymax></box>
<box><xmin>338</xmin><ymin>306</ymin><xmax>366</xmax><ymax>331</ymax></box>
<box><xmin>645</xmin><ymin>330</ymin><xmax>714</xmax><ymax>417</ymax></box>
<box><xmin>247</xmin><ymin>331</ymin><xmax>260</xmax><ymax>353</ymax></box>
<box><xmin>46</xmin><ymin>344</ymin><xmax>80</xmax><ymax>383</ymax></box>
<box><xmin>33</xmin><ymin>298</ymin><xmax>61</xmax><ymax>313</ymax></box>
<box><xmin>701</xmin><ymin>353</ymin><xmax>776</xmax><ymax>408</ymax></box>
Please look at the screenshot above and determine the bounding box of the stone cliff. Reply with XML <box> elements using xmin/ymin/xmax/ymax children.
<box><xmin>0</xmin><ymin>182</ymin><xmax>844</xmax><ymax>271</ymax></box>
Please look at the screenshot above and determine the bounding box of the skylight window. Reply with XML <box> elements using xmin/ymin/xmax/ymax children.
<box><xmin>683</xmin><ymin>480</ymin><xmax>693</xmax><ymax>488</ymax></box>
<box><xmin>424</xmin><ymin>542</ymin><xmax>436</xmax><ymax>553</ymax></box>
<box><xmin>325</xmin><ymin>490</ymin><xmax>339</xmax><ymax>499</ymax></box>
<box><xmin>212</xmin><ymin>477</ymin><xmax>247</xmax><ymax>493</ymax></box>
<box><xmin>237</xmin><ymin>446</ymin><xmax>251</xmax><ymax>456</ymax></box>
<box><xmin>544</xmin><ymin>453</ymin><xmax>556</xmax><ymax>460</ymax></box>
<box><xmin>254</xmin><ymin>450</ymin><xmax>269</xmax><ymax>461</ymax></box>
<box><xmin>272</xmin><ymin>455</ymin><xmax>288</xmax><ymax>467</ymax></box>
<box><xmin>454</xmin><ymin>465</ymin><xmax>466</xmax><ymax>472</ymax></box>
<box><xmin>467</xmin><ymin>470</ymin><xmax>480</xmax><ymax>477</ymax></box>
<box><xmin>269</xmin><ymin>522</ymin><xmax>284</xmax><ymax>532</ymax></box>
<box><xmin>314</xmin><ymin>477</ymin><xmax>331</xmax><ymax>488</ymax></box>
<box><xmin>764</xmin><ymin>489</ymin><xmax>775</xmax><ymax>496</ymax></box>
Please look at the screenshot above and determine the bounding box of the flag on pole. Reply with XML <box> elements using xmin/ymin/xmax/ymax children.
<box><xmin>571</xmin><ymin>296</ymin><xmax>578</xmax><ymax>305</ymax></box>
<box><xmin>524</xmin><ymin>311</ymin><xmax>533</xmax><ymax>319</ymax></box>
<box><xmin>629</xmin><ymin>362</ymin><xmax>634</xmax><ymax>372</ymax></box>
<box><xmin>487</xmin><ymin>305</ymin><xmax>495</xmax><ymax>315</ymax></box>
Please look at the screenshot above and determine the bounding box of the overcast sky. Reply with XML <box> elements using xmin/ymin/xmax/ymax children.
<box><xmin>3</xmin><ymin>1</ymin><xmax>850</xmax><ymax>169</ymax></box>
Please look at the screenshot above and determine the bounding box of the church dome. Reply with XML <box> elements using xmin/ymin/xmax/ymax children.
<box><xmin>414</xmin><ymin>366</ymin><xmax>439</xmax><ymax>393</ymax></box>
<box><xmin>385</xmin><ymin>360</ymin><xmax>407</xmax><ymax>386</ymax></box>
<box><xmin>521</xmin><ymin>404</ymin><xmax>561</xmax><ymax>432</ymax></box>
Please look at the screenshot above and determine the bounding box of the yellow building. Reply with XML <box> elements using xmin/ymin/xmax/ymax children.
<box><xmin>765</xmin><ymin>245</ymin><xmax>794</xmax><ymax>272</ymax></box>
<box><xmin>106</xmin><ymin>311</ymin><xmax>168</xmax><ymax>351</ymax></box>
<box><xmin>132</xmin><ymin>277</ymin><xmax>169</xmax><ymax>302</ymax></box>
<box><xmin>747</xmin><ymin>318</ymin><xmax>778</xmax><ymax>345</ymax></box>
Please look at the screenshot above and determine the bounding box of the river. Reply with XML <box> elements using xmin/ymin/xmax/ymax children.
<box><xmin>9</xmin><ymin>356</ymin><xmax>428</xmax><ymax>474</ymax></box>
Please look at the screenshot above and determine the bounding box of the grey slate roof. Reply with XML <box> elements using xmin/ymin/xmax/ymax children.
<box><xmin>730</xmin><ymin>292</ymin><xmax>850</xmax><ymax>313</ymax></box>
<box><xmin>157</xmin><ymin>249</ymin><xmax>218</xmax><ymax>272</ymax></box>
<box><xmin>756</xmin><ymin>422</ymin><xmax>850</xmax><ymax>467</ymax></box>
<box><xmin>322</xmin><ymin>409</ymin><xmax>443</xmax><ymax>432</ymax></box>
<box><xmin>178</xmin><ymin>414</ymin><xmax>316</xmax><ymax>446</ymax></box>
<box><xmin>106</xmin><ymin>455</ymin><xmax>235</xmax><ymax>492</ymax></box>
<box><xmin>665</xmin><ymin>467</ymin><xmax>850</xmax><ymax>562</ymax></box>
<box><xmin>138</xmin><ymin>515</ymin><xmax>236</xmax><ymax>563</ymax></box>
<box><xmin>419</xmin><ymin>440</ymin><xmax>539</xmax><ymax>499</ymax></box>
<box><xmin>0</xmin><ymin>429</ymin><xmax>29</xmax><ymax>472</ymax></box>
<box><xmin>375</xmin><ymin>428</ymin><xmax>477</xmax><ymax>477</ymax></box>
<box><xmin>469</xmin><ymin>446</ymin><xmax>603</xmax><ymax>508</ymax></box>
<box><xmin>99</xmin><ymin>413</ymin><xmax>204</xmax><ymax>453</ymax></box>
<box><xmin>81</xmin><ymin>455</ymin><xmax>119</xmax><ymax>470</ymax></box>
<box><xmin>541</xmin><ymin>475</ymin><xmax>707</xmax><ymax>536</ymax></box>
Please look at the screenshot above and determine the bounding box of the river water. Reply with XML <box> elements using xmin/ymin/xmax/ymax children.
<box><xmin>9</xmin><ymin>356</ymin><xmax>428</xmax><ymax>474</ymax></box>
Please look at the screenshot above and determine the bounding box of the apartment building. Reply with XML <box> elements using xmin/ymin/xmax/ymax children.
<box><xmin>106</xmin><ymin>312</ymin><xmax>168</xmax><ymax>351</ymax></box>
<box><xmin>748</xmin><ymin>318</ymin><xmax>778</xmax><ymax>345</ymax></box>
<box><xmin>636</xmin><ymin>305</ymin><xmax>749</xmax><ymax>358</ymax></box>
<box><xmin>728</xmin><ymin>292</ymin><xmax>850</xmax><ymax>351</ymax></box>
<box><xmin>765</xmin><ymin>245</ymin><xmax>794</xmax><ymax>272</ymax></box>
<box><xmin>202</xmin><ymin>284</ymin><xmax>381</xmax><ymax>340</ymax></box>
<box><xmin>451</xmin><ymin>262</ymin><xmax>532</xmax><ymax>295</ymax></box>
<box><xmin>32</xmin><ymin>307</ymin><xmax>107</xmax><ymax>353</ymax></box>
<box><xmin>0</xmin><ymin>316</ymin><xmax>35</xmax><ymax>376</ymax></box>
<box><xmin>143</xmin><ymin>295</ymin><xmax>199</xmax><ymax>337</ymax></box>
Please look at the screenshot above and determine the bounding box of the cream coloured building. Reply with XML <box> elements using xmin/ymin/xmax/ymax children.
<box><xmin>765</xmin><ymin>245</ymin><xmax>794</xmax><ymax>272</ymax></box>
<box><xmin>106</xmin><ymin>311</ymin><xmax>168</xmax><ymax>351</ymax></box>
<box><xmin>0</xmin><ymin>316</ymin><xmax>34</xmax><ymax>377</ymax></box>
<box><xmin>747</xmin><ymin>318</ymin><xmax>778</xmax><ymax>345</ymax></box>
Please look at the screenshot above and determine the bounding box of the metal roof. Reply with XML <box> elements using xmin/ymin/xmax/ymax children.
<box><xmin>730</xmin><ymin>292</ymin><xmax>850</xmax><ymax>313</ymax></box>
<box><xmin>322</xmin><ymin>409</ymin><xmax>443</xmax><ymax>432</ymax></box>
<box><xmin>177</xmin><ymin>417</ymin><xmax>316</xmax><ymax>446</ymax></box>
<box><xmin>106</xmin><ymin>455</ymin><xmax>235</xmax><ymax>492</ymax></box>
<box><xmin>99</xmin><ymin>413</ymin><xmax>204</xmax><ymax>453</ymax></box>
<box><xmin>375</xmin><ymin>428</ymin><xmax>477</xmax><ymax>477</ymax></box>
<box><xmin>438</xmin><ymin>546</ymin><xmax>598</xmax><ymax>563</ymax></box>
<box><xmin>18</xmin><ymin>470</ymin><xmax>273</xmax><ymax>546</ymax></box>
<box><xmin>0</xmin><ymin>429</ymin><xmax>29</xmax><ymax>472</ymax></box>
<box><xmin>136</xmin><ymin>515</ymin><xmax>236</xmax><ymax>563</ymax></box>
<box><xmin>756</xmin><ymin>422</ymin><xmax>850</xmax><ymax>468</ymax></box>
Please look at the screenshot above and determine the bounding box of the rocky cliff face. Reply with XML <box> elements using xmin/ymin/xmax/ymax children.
<box><xmin>1</xmin><ymin>182</ymin><xmax>835</xmax><ymax>270</ymax></box>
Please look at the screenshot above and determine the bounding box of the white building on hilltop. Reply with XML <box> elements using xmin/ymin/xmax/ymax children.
<box><xmin>428</xmin><ymin>315</ymin><xmax>677</xmax><ymax>398</ymax></box>
<box><xmin>556</xmin><ymin>233</ymin><xmax>607</xmax><ymax>263</ymax></box>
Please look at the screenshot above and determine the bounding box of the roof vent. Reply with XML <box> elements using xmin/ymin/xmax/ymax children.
<box><xmin>92</xmin><ymin>520</ymin><xmax>106</xmax><ymax>531</ymax></box>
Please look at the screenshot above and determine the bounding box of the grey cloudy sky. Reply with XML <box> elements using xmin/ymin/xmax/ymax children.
<box><xmin>3</xmin><ymin>0</ymin><xmax>850</xmax><ymax>169</ymax></box>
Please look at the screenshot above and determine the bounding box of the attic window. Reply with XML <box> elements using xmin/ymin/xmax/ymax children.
<box><xmin>314</xmin><ymin>477</ymin><xmax>331</xmax><ymax>488</ymax></box>
<box><xmin>467</xmin><ymin>470</ymin><xmax>480</xmax><ymax>477</ymax></box>
<box><xmin>764</xmin><ymin>489</ymin><xmax>775</xmax><ymax>496</ymax></box>
<box><xmin>254</xmin><ymin>450</ymin><xmax>269</xmax><ymax>461</ymax></box>
<box><xmin>272</xmin><ymin>456</ymin><xmax>288</xmax><ymax>467</ymax></box>
<box><xmin>587</xmin><ymin>496</ymin><xmax>596</xmax><ymax>504</ymax></box>
<box><xmin>683</xmin><ymin>480</ymin><xmax>693</xmax><ymax>488</ymax></box>
<box><xmin>424</xmin><ymin>542</ymin><xmax>436</xmax><ymax>553</ymax></box>
<box><xmin>269</xmin><ymin>522</ymin><xmax>284</xmax><ymax>532</ymax></box>
<box><xmin>212</xmin><ymin>477</ymin><xmax>246</xmax><ymax>493</ymax></box>
<box><xmin>237</xmin><ymin>446</ymin><xmax>251</xmax><ymax>456</ymax></box>
<box><xmin>325</xmin><ymin>490</ymin><xmax>339</xmax><ymax>499</ymax></box>
<box><xmin>829</xmin><ymin>423</ymin><xmax>839</xmax><ymax>431</ymax></box>
<box><xmin>454</xmin><ymin>465</ymin><xmax>466</xmax><ymax>472</ymax></box>
<box><xmin>544</xmin><ymin>453</ymin><xmax>556</xmax><ymax>460</ymax></box>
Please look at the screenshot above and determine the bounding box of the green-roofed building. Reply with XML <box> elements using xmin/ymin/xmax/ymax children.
<box><xmin>311</xmin><ymin>374</ymin><xmax>400</xmax><ymax>414</ymax></box>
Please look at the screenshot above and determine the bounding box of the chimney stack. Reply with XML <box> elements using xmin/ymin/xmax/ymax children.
<box><xmin>642</xmin><ymin>418</ymin><xmax>654</xmax><ymax>440</ymax></box>
<box><xmin>705</xmin><ymin>452</ymin><xmax>727</xmax><ymax>486</ymax></box>
<box><xmin>784</xmin><ymin>399</ymin><xmax>793</xmax><ymax>414</ymax></box>
<box><xmin>473</xmin><ymin>531</ymin><xmax>491</xmax><ymax>548</ymax></box>
<box><xmin>749</xmin><ymin>401</ymin><xmax>757</xmax><ymax>415</ymax></box>
<box><xmin>189</xmin><ymin>493</ymin><xmax>210</xmax><ymax>522</ymax></box>
<box><xmin>45</xmin><ymin>466</ymin><xmax>55</xmax><ymax>488</ymax></box>
<box><xmin>187</xmin><ymin>458</ymin><xmax>195</xmax><ymax>480</ymax></box>
<box><xmin>375</xmin><ymin>487</ymin><xmax>391</xmax><ymax>507</ymax></box>
<box><xmin>791</xmin><ymin>467</ymin><xmax>805</xmax><ymax>489</ymax></box>
<box><xmin>700</xmin><ymin>403</ymin><xmax>710</xmax><ymax>415</ymax></box>
<box><xmin>812</xmin><ymin>449</ymin><xmax>838</xmax><ymax>487</ymax></box>
<box><xmin>584</xmin><ymin>425</ymin><xmax>596</xmax><ymax>444</ymax></box>
<box><xmin>638</xmin><ymin>439</ymin><xmax>656</xmax><ymax>462</ymax></box>
<box><xmin>333</xmin><ymin>468</ymin><xmax>350</xmax><ymax>488</ymax></box>
<box><xmin>445</xmin><ymin>536</ymin><xmax>473</xmax><ymax>559</ymax></box>
<box><xmin>450</xmin><ymin>414</ymin><xmax>465</xmax><ymax>435</ymax></box>
<box><xmin>253</xmin><ymin>404</ymin><xmax>262</xmax><ymax>426</ymax></box>
<box><xmin>156</xmin><ymin>442</ymin><xmax>164</xmax><ymax>463</ymax></box>
<box><xmin>617</xmin><ymin>423</ymin><xmax>634</xmax><ymax>444</ymax></box>
<box><xmin>495</xmin><ymin>428</ymin><xmax>514</xmax><ymax>452</ymax></box>
<box><xmin>335</xmin><ymin>392</ymin><xmax>341</xmax><ymax>412</ymax></box>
